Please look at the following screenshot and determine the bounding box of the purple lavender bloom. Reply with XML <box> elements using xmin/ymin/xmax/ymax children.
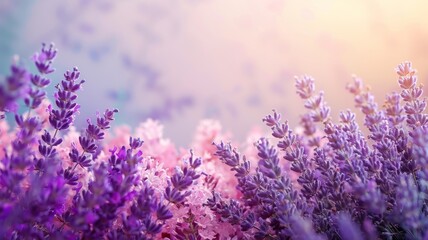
<box><xmin>156</xmin><ymin>203</ymin><xmax>173</xmax><ymax>220</ymax></box>
<box><xmin>287</xmin><ymin>215</ymin><xmax>325</xmax><ymax>240</ymax></box>
<box><xmin>125</xmin><ymin>184</ymin><xmax>171</xmax><ymax>237</ymax></box>
<box><xmin>4</xmin><ymin>44</ymin><xmax>428</xmax><ymax>239</ymax></box>
<box><xmin>209</xmin><ymin>62</ymin><xmax>428</xmax><ymax>239</ymax></box>
<box><xmin>0</xmin><ymin>62</ymin><xmax>30</xmax><ymax>113</ymax></box>
<box><xmin>129</xmin><ymin>136</ymin><xmax>144</xmax><ymax>149</ymax></box>
<box><xmin>69</xmin><ymin>109</ymin><xmax>118</xmax><ymax>173</ymax></box>
<box><xmin>164</xmin><ymin>151</ymin><xmax>201</xmax><ymax>206</ymax></box>
<box><xmin>48</xmin><ymin>67</ymin><xmax>85</xmax><ymax>131</ymax></box>
<box><xmin>164</xmin><ymin>185</ymin><xmax>191</xmax><ymax>204</ymax></box>
<box><xmin>79</xmin><ymin>136</ymin><xmax>97</xmax><ymax>153</ymax></box>
<box><xmin>33</xmin><ymin>43</ymin><xmax>57</xmax><ymax>75</ymax></box>
<box><xmin>30</xmin><ymin>74</ymin><xmax>51</xmax><ymax>88</ymax></box>
<box><xmin>337</xmin><ymin>213</ymin><xmax>364</xmax><ymax>240</ymax></box>
<box><xmin>256</xmin><ymin>138</ymin><xmax>281</xmax><ymax>179</ymax></box>
<box><xmin>24</xmin><ymin>43</ymin><xmax>57</xmax><ymax>112</ymax></box>
<box><xmin>392</xmin><ymin>174</ymin><xmax>426</xmax><ymax>239</ymax></box>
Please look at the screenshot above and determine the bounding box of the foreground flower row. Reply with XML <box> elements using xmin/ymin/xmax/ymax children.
<box><xmin>1</xmin><ymin>44</ymin><xmax>427</xmax><ymax>239</ymax></box>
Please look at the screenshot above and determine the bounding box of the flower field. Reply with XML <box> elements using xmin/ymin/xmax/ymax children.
<box><xmin>1</xmin><ymin>44</ymin><xmax>428</xmax><ymax>239</ymax></box>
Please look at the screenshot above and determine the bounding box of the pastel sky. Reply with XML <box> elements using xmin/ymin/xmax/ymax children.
<box><xmin>1</xmin><ymin>0</ymin><xmax>427</xmax><ymax>145</ymax></box>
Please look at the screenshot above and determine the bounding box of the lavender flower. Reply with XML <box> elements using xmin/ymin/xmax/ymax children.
<box><xmin>0</xmin><ymin>60</ymin><xmax>30</xmax><ymax>114</ymax></box>
<box><xmin>64</xmin><ymin>108</ymin><xmax>118</xmax><ymax>188</ymax></box>
<box><xmin>49</xmin><ymin>67</ymin><xmax>84</xmax><ymax>131</ymax></box>
<box><xmin>24</xmin><ymin>43</ymin><xmax>57</xmax><ymax>113</ymax></box>
<box><xmin>33</xmin><ymin>43</ymin><xmax>57</xmax><ymax>75</ymax></box>
<box><xmin>208</xmin><ymin>62</ymin><xmax>428</xmax><ymax>239</ymax></box>
<box><xmin>3</xmin><ymin>44</ymin><xmax>428</xmax><ymax>239</ymax></box>
<box><xmin>165</xmin><ymin>150</ymin><xmax>202</xmax><ymax>205</ymax></box>
<box><xmin>337</xmin><ymin>213</ymin><xmax>364</xmax><ymax>240</ymax></box>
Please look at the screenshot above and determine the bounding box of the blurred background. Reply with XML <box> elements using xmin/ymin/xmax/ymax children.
<box><xmin>1</xmin><ymin>0</ymin><xmax>427</xmax><ymax>146</ymax></box>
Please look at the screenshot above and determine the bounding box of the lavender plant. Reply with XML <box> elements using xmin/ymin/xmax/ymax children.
<box><xmin>208</xmin><ymin>63</ymin><xmax>428</xmax><ymax>239</ymax></box>
<box><xmin>2</xmin><ymin>44</ymin><xmax>428</xmax><ymax>239</ymax></box>
<box><xmin>0</xmin><ymin>44</ymin><xmax>200</xmax><ymax>239</ymax></box>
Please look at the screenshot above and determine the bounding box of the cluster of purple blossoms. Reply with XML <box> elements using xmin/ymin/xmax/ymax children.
<box><xmin>1</xmin><ymin>44</ymin><xmax>428</xmax><ymax>239</ymax></box>
<box><xmin>0</xmin><ymin>44</ymin><xmax>196</xmax><ymax>239</ymax></box>
<box><xmin>208</xmin><ymin>63</ymin><xmax>428</xmax><ymax>239</ymax></box>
